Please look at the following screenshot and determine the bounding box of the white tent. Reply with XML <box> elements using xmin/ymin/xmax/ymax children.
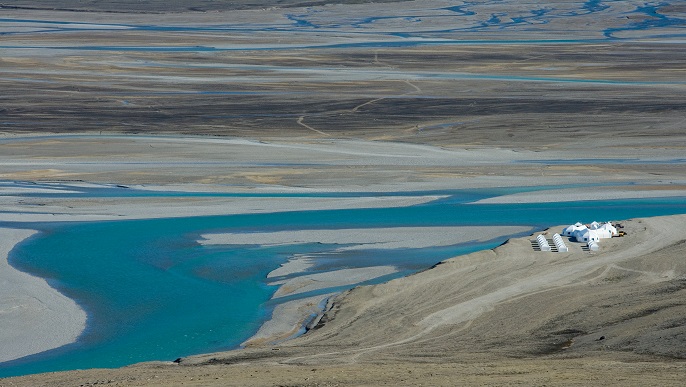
<box><xmin>588</xmin><ymin>221</ymin><xmax>617</xmax><ymax>237</ymax></box>
<box><xmin>562</xmin><ymin>222</ymin><xmax>587</xmax><ymax>237</ymax></box>
<box><xmin>594</xmin><ymin>229</ymin><xmax>613</xmax><ymax>239</ymax></box>
<box><xmin>598</xmin><ymin>222</ymin><xmax>618</xmax><ymax>237</ymax></box>
<box><xmin>574</xmin><ymin>229</ymin><xmax>600</xmax><ymax>243</ymax></box>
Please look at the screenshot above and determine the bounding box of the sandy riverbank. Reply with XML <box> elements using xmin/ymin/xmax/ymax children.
<box><xmin>242</xmin><ymin>293</ymin><xmax>338</xmax><ymax>348</ymax></box>
<box><xmin>0</xmin><ymin>229</ymin><xmax>86</xmax><ymax>363</ymax></box>
<box><xmin>0</xmin><ymin>191</ymin><xmax>446</xmax><ymax>223</ymax></box>
<box><xmin>202</xmin><ymin>225</ymin><xmax>530</xmax><ymax>345</ymax></box>
<box><xmin>200</xmin><ymin>226</ymin><xmax>531</xmax><ymax>251</ymax></box>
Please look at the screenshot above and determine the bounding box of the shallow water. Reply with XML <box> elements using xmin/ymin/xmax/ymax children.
<box><xmin>1</xmin><ymin>187</ymin><xmax>686</xmax><ymax>377</ymax></box>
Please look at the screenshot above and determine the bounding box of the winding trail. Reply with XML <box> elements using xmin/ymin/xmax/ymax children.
<box><xmin>351</xmin><ymin>80</ymin><xmax>421</xmax><ymax>113</ymax></box>
<box><xmin>296</xmin><ymin>116</ymin><xmax>330</xmax><ymax>136</ymax></box>
<box><xmin>296</xmin><ymin>80</ymin><xmax>421</xmax><ymax>137</ymax></box>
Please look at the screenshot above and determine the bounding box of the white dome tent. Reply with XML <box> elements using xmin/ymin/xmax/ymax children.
<box><xmin>575</xmin><ymin>229</ymin><xmax>600</xmax><ymax>243</ymax></box>
<box><xmin>598</xmin><ymin>222</ymin><xmax>618</xmax><ymax>237</ymax></box>
<box><xmin>587</xmin><ymin>221</ymin><xmax>618</xmax><ymax>239</ymax></box>
<box><xmin>588</xmin><ymin>240</ymin><xmax>600</xmax><ymax>251</ymax></box>
<box><xmin>562</xmin><ymin>222</ymin><xmax>587</xmax><ymax>237</ymax></box>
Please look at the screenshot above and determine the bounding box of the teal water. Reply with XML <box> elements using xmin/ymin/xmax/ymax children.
<box><xmin>2</xmin><ymin>192</ymin><xmax>686</xmax><ymax>377</ymax></box>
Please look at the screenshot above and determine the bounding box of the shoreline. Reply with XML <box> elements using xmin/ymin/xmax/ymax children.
<box><xmin>0</xmin><ymin>228</ymin><xmax>86</xmax><ymax>363</ymax></box>
<box><xmin>242</xmin><ymin>293</ymin><xmax>337</xmax><ymax>348</ymax></box>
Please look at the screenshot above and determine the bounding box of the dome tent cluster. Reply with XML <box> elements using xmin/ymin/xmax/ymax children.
<box><xmin>562</xmin><ymin>221</ymin><xmax>618</xmax><ymax>246</ymax></box>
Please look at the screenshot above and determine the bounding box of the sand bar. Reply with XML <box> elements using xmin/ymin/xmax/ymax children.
<box><xmin>270</xmin><ymin>266</ymin><xmax>398</xmax><ymax>299</ymax></box>
<box><xmin>0</xmin><ymin>194</ymin><xmax>446</xmax><ymax>223</ymax></box>
<box><xmin>0</xmin><ymin>228</ymin><xmax>87</xmax><ymax>363</ymax></box>
<box><xmin>475</xmin><ymin>186</ymin><xmax>686</xmax><ymax>204</ymax></box>
<box><xmin>200</xmin><ymin>226</ymin><xmax>531</xmax><ymax>250</ymax></box>
<box><xmin>267</xmin><ymin>255</ymin><xmax>316</xmax><ymax>278</ymax></box>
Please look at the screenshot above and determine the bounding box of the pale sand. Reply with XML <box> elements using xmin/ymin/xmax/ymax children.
<box><xmin>200</xmin><ymin>226</ymin><xmax>531</xmax><ymax>250</ymax></box>
<box><xmin>0</xmin><ymin>228</ymin><xmax>87</xmax><ymax>363</ymax></box>
<box><xmin>266</xmin><ymin>254</ymin><xmax>316</xmax><ymax>278</ymax></box>
<box><xmin>270</xmin><ymin>266</ymin><xmax>398</xmax><ymax>299</ymax></box>
<box><xmin>0</xmin><ymin>195</ymin><xmax>445</xmax><ymax>223</ymax></box>
<box><xmin>0</xmin><ymin>186</ymin><xmax>81</xmax><ymax>195</ymax></box>
<box><xmin>475</xmin><ymin>186</ymin><xmax>686</xmax><ymax>204</ymax></box>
